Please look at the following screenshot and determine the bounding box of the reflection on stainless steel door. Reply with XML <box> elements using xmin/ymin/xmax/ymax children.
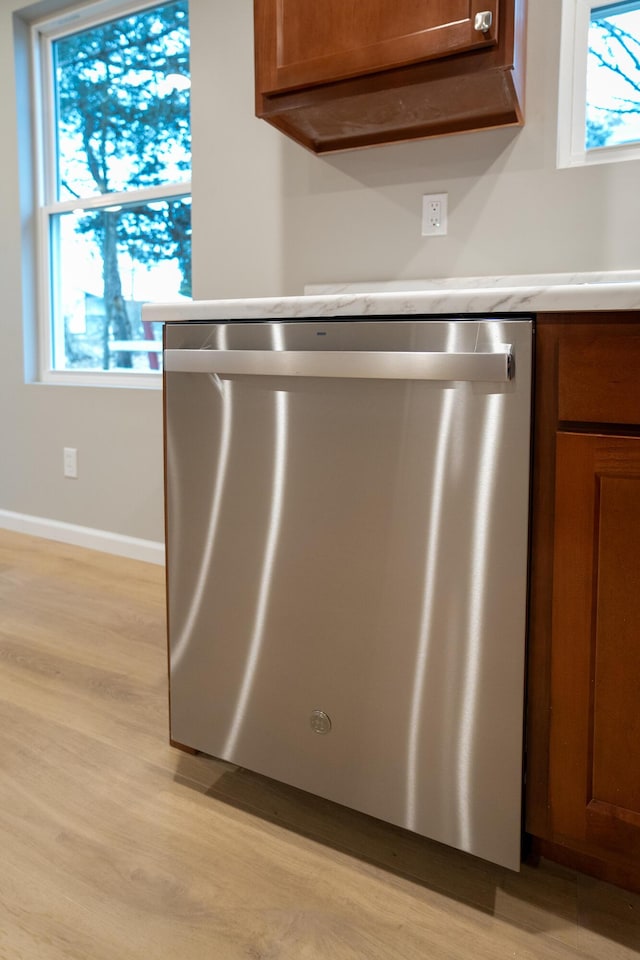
<box><xmin>164</xmin><ymin>318</ymin><xmax>533</xmax><ymax>871</ymax></box>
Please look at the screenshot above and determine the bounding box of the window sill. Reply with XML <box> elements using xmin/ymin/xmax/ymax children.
<box><xmin>36</xmin><ymin>370</ymin><xmax>162</xmax><ymax>390</ymax></box>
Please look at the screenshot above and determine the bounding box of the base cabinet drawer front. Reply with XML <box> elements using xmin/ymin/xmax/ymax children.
<box><xmin>558</xmin><ymin>327</ymin><xmax>640</xmax><ymax>424</ymax></box>
<box><xmin>549</xmin><ymin>432</ymin><xmax>640</xmax><ymax>865</ymax></box>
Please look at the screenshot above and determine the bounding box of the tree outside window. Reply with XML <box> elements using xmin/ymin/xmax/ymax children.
<box><xmin>586</xmin><ymin>2</ymin><xmax>640</xmax><ymax>149</ymax></box>
<box><xmin>37</xmin><ymin>0</ymin><xmax>191</xmax><ymax>377</ymax></box>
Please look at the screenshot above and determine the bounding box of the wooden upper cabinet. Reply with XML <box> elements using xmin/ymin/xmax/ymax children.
<box><xmin>259</xmin><ymin>1</ymin><xmax>499</xmax><ymax>93</ymax></box>
<box><xmin>254</xmin><ymin>0</ymin><xmax>526</xmax><ymax>153</ymax></box>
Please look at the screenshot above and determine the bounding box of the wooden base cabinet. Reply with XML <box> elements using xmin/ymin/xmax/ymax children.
<box><xmin>551</xmin><ymin>434</ymin><xmax>640</xmax><ymax>853</ymax></box>
<box><xmin>527</xmin><ymin>317</ymin><xmax>640</xmax><ymax>892</ymax></box>
<box><xmin>254</xmin><ymin>0</ymin><xmax>526</xmax><ymax>153</ymax></box>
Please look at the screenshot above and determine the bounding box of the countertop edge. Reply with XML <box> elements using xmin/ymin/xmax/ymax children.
<box><xmin>142</xmin><ymin>282</ymin><xmax>640</xmax><ymax>323</ymax></box>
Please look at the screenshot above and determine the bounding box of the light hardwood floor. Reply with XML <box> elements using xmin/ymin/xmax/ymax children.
<box><xmin>0</xmin><ymin>529</ymin><xmax>638</xmax><ymax>959</ymax></box>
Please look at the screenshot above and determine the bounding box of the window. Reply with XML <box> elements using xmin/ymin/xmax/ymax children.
<box><xmin>33</xmin><ymin>0</ymin><xmax>191</xmax><ymax>384</ymax></box>
<box><xmin>558</xmin><ymin>0</ymin><xmax>640</xmax><ymax>167</ymax></box>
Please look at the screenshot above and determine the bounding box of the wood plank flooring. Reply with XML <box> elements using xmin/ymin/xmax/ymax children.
<box><xmin>0</xmin><ymin>529</ymin><xmax>638</xmax><ymax>959</ymax></box>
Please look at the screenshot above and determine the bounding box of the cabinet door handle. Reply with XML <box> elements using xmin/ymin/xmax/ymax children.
<box><xmin>474</xmin><ymin>11</ymin><xmax>493</xmax><ymax>33</ymax></box>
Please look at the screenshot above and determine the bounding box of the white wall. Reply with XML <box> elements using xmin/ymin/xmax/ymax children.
<box><xmin>192</xmin><ymin>0</ymin><xmax>640</xmax><ymax>299</ymax></box>
<box><xmin>1</xmin><ymin>0</ymin><xmax>639</xmax><ymax>545</ymax></box>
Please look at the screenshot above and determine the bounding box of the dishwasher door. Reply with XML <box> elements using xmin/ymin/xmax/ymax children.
<box><xmin>163</xmin><ymin>317</ymin><xmax>532</xmax><ymax>870</ymax></box>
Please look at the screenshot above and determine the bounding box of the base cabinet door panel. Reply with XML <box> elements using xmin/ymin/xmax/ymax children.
<box><xmin>549</xmin><ymin>432</ymin><xmax>640</xmax><ymax>865</ymax></box>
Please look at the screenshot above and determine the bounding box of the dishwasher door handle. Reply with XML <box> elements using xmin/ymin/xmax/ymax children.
<box><xmin>164</xmin><ymin>348</ymin><xmax>514</xmax><ymax>382</ymax></box>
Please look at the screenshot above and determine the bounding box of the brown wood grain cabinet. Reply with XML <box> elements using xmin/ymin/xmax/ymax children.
<box><xmin>254</xmin><ymin>0</ymin><xmax>526</xmax><ymax>153</ymax></box>
<box><xmin>527</xmin><ymin>315</ymin><xmax>640</xmax><ymax>893</ymax></box>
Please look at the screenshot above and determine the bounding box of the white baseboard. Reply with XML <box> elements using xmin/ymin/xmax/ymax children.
<box><xmin>0</xmin><ymin>509</ymin><xmax>165</xmax><ymax>565</ymax></box>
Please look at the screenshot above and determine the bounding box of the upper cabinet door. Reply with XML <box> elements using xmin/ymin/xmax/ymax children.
<box><xmin>256</xmin><ymin>0</ymin><xmax>499</xmax><ymax>94</ymax></box>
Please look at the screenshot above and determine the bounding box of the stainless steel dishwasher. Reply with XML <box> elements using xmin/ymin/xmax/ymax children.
<box><xmin>163</xmin><ymin>317</ymin><xmax>533</xmax><ymax>870</ymax></box>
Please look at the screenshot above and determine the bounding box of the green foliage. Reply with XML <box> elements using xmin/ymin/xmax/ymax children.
<box><xmin>587</xmin><ymin>14</ymin><xmax>640</xmax><ymax>149</ymax></box>
<box><xmin>55</xmin><ymin>1</ymin><xmax>190</xmax><ymax>195</ymax></box>
<box><xmin>586</xmin><ymin>113</ymin><xmax>623</xmax><ymax>148</ymax></box>
<box><xmin>54</xmin><ymin>0</ymin><xmax>191</xmax><ymax>337</ymax></box>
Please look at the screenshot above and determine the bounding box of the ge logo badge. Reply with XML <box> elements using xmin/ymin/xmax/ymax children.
<box><xmin>310</xmin><ymin>709</ymin><xmax>332</xmax><ymax>735</ymax></box>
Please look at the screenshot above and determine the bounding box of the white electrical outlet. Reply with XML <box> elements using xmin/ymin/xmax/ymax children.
<box><xmin>63</xmin><ymin>447</ymin><xmax>78</xmax><ymax>479</ymax></box>
<box><xmin>421</xmin><ymin>193</ymin><xmax>448</xmax><ymax>236</ymax></box>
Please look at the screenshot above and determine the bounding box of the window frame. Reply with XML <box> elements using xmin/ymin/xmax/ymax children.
<box><xmin>31</xmin><ymin>0</ymin><xmax>191</xmax><ymax>389</ymax></box>
<box><xmin>558</xmin><ymin>0</ymin><xmax>640</xmax><ymax>168</ymax></box>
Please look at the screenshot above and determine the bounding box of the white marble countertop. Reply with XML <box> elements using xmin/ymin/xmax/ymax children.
<box><xmin>142</xmin><ymin>271</ymin><xmax>640</xmax><ymax>323</ymax></box>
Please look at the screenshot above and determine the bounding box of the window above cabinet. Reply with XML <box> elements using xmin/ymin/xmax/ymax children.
<box><xmin>558</xmin><ymin>0</ymin><xmax>640</xmax><ymax>167</ymax></box>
